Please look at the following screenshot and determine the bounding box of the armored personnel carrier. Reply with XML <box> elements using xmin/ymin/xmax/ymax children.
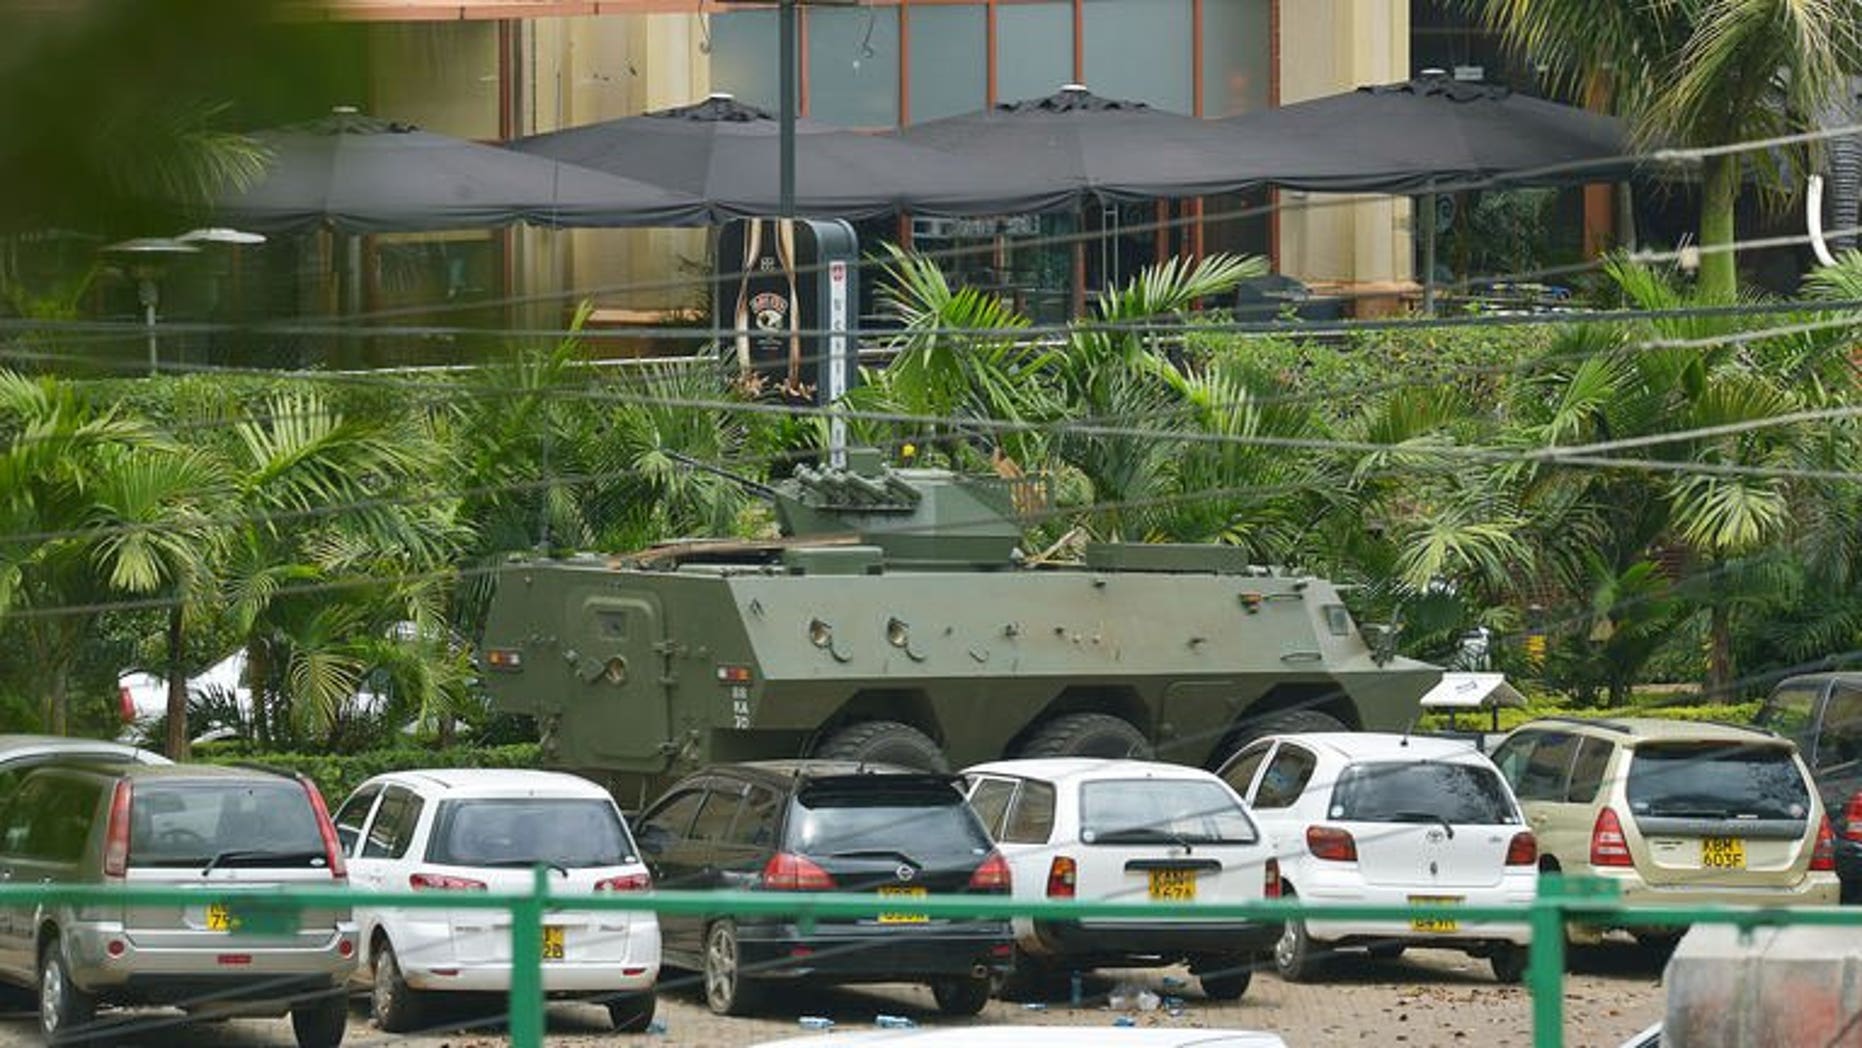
<box><xmin>480</xmin><ymin>449</ymin><xmax>1439</xmax><ymax>808</ymax></box>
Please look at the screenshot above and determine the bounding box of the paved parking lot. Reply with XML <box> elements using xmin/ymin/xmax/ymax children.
<box><xmin>0</xmin><ymin>945</ymin><xmax>1665</xmax><ymax>1047</ymax></box>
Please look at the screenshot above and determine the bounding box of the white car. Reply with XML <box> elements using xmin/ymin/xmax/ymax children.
<box><xmin>960</xmin><ymin>759</ymin><xmax>1282</xmax><ymax>1001</ymax></box>
<box><xmin>332</xmin><ymin>769</ymin><xmax>661</xmax><ymax>1032</ymax></box>
<box><xmin>1216</xmin><ymin>733</ymin><xmax>1536</xmax><ymax>983</ymax></box>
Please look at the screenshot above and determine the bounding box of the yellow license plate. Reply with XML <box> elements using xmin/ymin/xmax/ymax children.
<box><xmin>542</xmin><ymin>925</ymin><xmax>564</xmax><ymax>961</ymax></box>
<box><xmin>1408</xmin><ymin>895</ymin><xmax>1461</xmax><ymax>933</ymax></box>
<box><xmin>878</xmin><ymin>885</ymin><xmax>928</xmax><ymax>924</ymax></box>
<box><xmin>1148</xmin><ymin>868</ymin><xmax>1197</xmax><ymax>902</ymax></box>
<box><xmin>205</xmin><ymin>903</ymin><xmax>238</xmax><ymax>932</ymax></box>
<box><xmin>1701</xmin><ymin>836</ymin><xmax>1746</xmax><ymax>870</ymax></box>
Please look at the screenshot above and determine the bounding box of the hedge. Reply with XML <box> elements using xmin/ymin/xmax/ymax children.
<box><xmin>201</xmin><ymin>744</ymin><xmax>543</xmax><ymax>804</ymax></box>
<box><xmin>1420</xmin><ymin>701</ymin><xmax>1764</xmax><ymax>734</ymax></box>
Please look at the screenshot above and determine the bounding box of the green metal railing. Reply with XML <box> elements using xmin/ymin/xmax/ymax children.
<box><xmin>2</xmin><ymin>874</ymin><xmax>1857</xmax><ymax>1047</ymax></box>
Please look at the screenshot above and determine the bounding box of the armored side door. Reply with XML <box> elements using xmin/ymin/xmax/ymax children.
<box><xmin>571</xmin><ymin>592</ymin><xmax>672</xmax><ymax>765</ymax></box>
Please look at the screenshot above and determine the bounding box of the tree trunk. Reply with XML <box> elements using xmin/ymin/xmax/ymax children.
<box><xmin>1697</xmin><ymin>153</ymin><xmax>1740</xmax><ymax>301</ymax></box>
<box><xmin>46</xmin><ymin>665</ymin><xmax>68</xmax><ymax>736</ymax></box>
<box><xmin>164</xmin><ymin>605</ymin><xmax>189</xmax><ymax>760</ymax></box>
<box><xmin>1706</xmin><ymin>602</ymin><xmax>1736</xmax><ymax>703</ymax></box>
<box><xmin>249</xmin><ymin>639</ymin><xmax>271</xmax><ymax>749</ymax></box>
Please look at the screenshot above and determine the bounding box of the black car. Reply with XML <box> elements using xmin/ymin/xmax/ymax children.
<box><xmin>1757</xmin><ymin>673</ymin><xmax>1862</xmax><ymax>901</ymax></box>
<box><xmin>633</xmin><ymin>761</ymin><xmax>1014</xmax><ymax>1016</ymax></box>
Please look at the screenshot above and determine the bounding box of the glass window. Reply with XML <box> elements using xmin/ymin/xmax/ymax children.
<box><xmin>1759</xmin><ymin>684</ymin><xmax>1821</xmax><ymax>755</ymax></box>
<box><xmin>907</xmin><ymin>4</ymin><xmax>986</xmax><ymax>123</ymax></box>
<box><xmin>1489</xmin><ymin>732</ymin><xmax>1535</xmax><ymax>789</ymax></box>
<box><xmin>0</xmin><ymin>777</ymin><xmax>47</xmax><ymax>856</ymax></box>
<box><xmin>130</xmin><ymin>780</ymin><xmax>327</xmax><ymax>868</ymax></box>
<box><xmin>333</xmin><ymin>784</ymin><xmax>382</xmax><ymax>857</ymax></box>
<box><xmin>1819</xmin><ymin>685</ymin><xmax>1862</xmax><ymax>771</ymax></box>
<box><xmin>6</xmin><ymin>777</ymin><xmax>99</xmax><ymax>864</ymax></box>
<box><xmin>637</xmin><ymin>790</ymin><xmax>705</xmax><ymax>851</ymax></box>
<box><xmin>1329</xmin><ymin>762</ymin><xmax>1520</xmax><ymax>826</ymax></box>
<box><xmin>724</xmin><ymin>787</ymin><xmax>781</xmax><ymax>848</ymax></box>
<box><xmin>1627</xmin><ymin>744</ymin><xmax>1811</xmax><ymax>821</ymax></box>
<box><xmin>1219</xmin><ymin>741</ymin><xmax>1273</xmax><ymax>797</ymax></box>
<box><xmin>808</xmin><ymin>6</ymin><xmax>900</xmax><ymax>127</ymax></box>
<box><xmin>1254</xmin><ymin>745</ymin><xmax>1318</xmax><ymax>809</ymax></box>
<box><xmin>1200</xmin><ymin>0</ymin><xmax>1271</xmax><ymax>117</ymax></box>
<box><xmin>1002</xmin><ymin>780</ymin><xmax>1056</xmax><ymax>844</ymax></box>
<box><xmin>1515</xmin><ymin>732</ymin><xmax>1580</xmax><ymax>802</ymax></box>
<box><xmin>1567</xmin><ymin>738</ymin><xmax>1614</xmax><ymax>804</ymax></box>
<box><xmin>790</xmin><ymin>781</ymin><xmax>993</xmax><ymax>863</ymax></box>
<box><xmin>426</xmin><ymin>798</ymin><xmax>634</xmax><ymax>867</ymax></box>
<box><xmin>966</xmin><ymin>777</ymin><xmax>1018</xmax><ymax>838</ymax></box>
<box><xmin>996</xmin><ymin>2</ymin><xmax>1073</xmax><ymax>104</ymax></box>
<box><xmin>688</xmin><ymin>787</ymin><xmax>743</xmax><ymax>843</ymax></box>
<box><xmin>362</xmin><ymin>787</ymin><xmax>423</xmax><ymax>860</ymax></box>
<box><xmin>1083</xmin><ymin>0</ymin><xmax>1192</xmax><ymax>113</ymax></box>
<box><xmin>711</xmin><ymin>9</ymin><xmax>781</xmax><ymax>112</ymax></box>
<box><xmin>1079</xmin><ymin>779</ymin><xmax>1258</xmax><ymax>844</ymax></box>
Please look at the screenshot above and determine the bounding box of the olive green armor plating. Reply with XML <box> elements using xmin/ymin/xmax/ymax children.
<box><xmin>481</xmin><ymin>449</ymin><xmax>1439</xmax><ymax>808</ymax></box>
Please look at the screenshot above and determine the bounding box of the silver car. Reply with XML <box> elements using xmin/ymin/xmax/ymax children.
<box><xmin>0</xmin><ymin>763</ymin><xmax>358</xmax><ymax>1046</ymax></box>
<box><xmin>0</xmin><ymin>736</ymin><xmax>167</xmax><ymax>798</ymax></box>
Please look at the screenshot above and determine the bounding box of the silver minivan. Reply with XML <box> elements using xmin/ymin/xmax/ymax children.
<box><xmin>0</xmin><ymin>763</ymin><xmax>358</xmax><ymax>1045</ymax></box>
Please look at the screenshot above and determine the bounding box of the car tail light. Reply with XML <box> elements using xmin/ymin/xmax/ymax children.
<box><xmin>1843</xmin><ymin>792</ymin><xmax>1862</xmax><ymax>842</ymax></box>
<box><xmin>410</xmin><ymin>872</ymin><xmax>488</xmax><ymax>891</ymax></box>
<box><xmin>595</xmin><ymin>872</ymin><xmax>653</xmax><ymax>892</ymax></box>
<box><xmin>1306</xmin><ymin>825</ymin><xmax>1358</xmax><ymax>862</ymax></box>
<box><xmin>1045</xmin><ymin>856</ymin><xmax>1077</xmax><ymax>899</ymax></box>
<box><xmin>761</xmin><ymin>853</ymin><xmax>835</xmax><ymax>891</ymax></box>
<box><xmin>1812</xmin><ymin>815</ymin><xmax>1837</xmax><ymax>872</ymax></box>
<box><xmin>1505</xmin><ymin>832</ymin><xmax>1538</xmax><ymax>866</ymax></box>
<box><xmin>1589</xmin><ymin>808</ymin><xmax>1633</xmax><ymax>867</ymax></box>
<box><xmin>103</xmin><ymin>781</ymin><xmax>133</xmax><ymax>880</ymax></box>
<box><xmin>299</xmin><ymin>777</ymin><xmax>346</xmax><ymax>879</ymax></box>
<box><xmin>968</xmin><ymin>851</ymin><xmax>1012</xmax><ymax>894</ymax></box>
<box><xmin>1264</xmin><ymin>857</ymin><xmax>1281</xmax><ymax>899</ymax></box>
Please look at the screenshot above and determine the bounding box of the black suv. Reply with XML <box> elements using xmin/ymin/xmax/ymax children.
<box><xmin>1758</xmin><ymin>673</ymin><xmax>1862</xmax><ymax>901</ymax></box>
<box><xmin>634</xmin><ymin>761</ymin><xmax>1013</xmax><ymax>1017</ymax></box>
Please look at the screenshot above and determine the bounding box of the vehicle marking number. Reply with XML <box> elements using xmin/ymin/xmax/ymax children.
<box><xmin>205</xmin><ymin>903</ymin><xmax>239</xmax><ymax>932</ymax></box>
<box><xmin>1408</xmin><ymin>895</ymin><xmax>1462</xmax><ymax>933</ymax></box>
<box><xmin>1701</xmin><ymin>836</ymin><xmax>1746</xmax><ymax>870</ymax></box>
<box><xmin>1148</xmin><ymin>868</ymin><xmax>1197</xmax><ymax>902</ymax></box>
<box><xmin>543</xmin><ymin>924</ymin><xmax>565</xmax><ymax>960</ymax></box>
<box><xmin>877</xmin><ymin>885</ymin><xmax>929</xmax><ymax>923</ymax></box>
<box><xmin>730</xmin><ymin>685</ymin><xmax>751</xmax><ymax>729</ymax></box>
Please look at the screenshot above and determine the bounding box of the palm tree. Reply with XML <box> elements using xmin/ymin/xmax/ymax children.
<box><xmin>1461</xmin><ymin>0</ymin><xmax>1860</xmax><ymax>298</ymax></box>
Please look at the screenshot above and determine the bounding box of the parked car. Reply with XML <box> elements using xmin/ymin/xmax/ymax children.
<box><xmin>0</xmin><ymin>736</ymin><xmax>167</xmax><ymax>800</ymax></box>
<box><xmin>1756</xmin><ymin>672</ymin><xmax>1862</xmax><ymax>902</ymax></box>
<box><xmin>959</xmin><ymin>758</ymin><xmax>1279</xmax><ymax>1000</ymax></box>
<box><xmin>754</xmin><ymin>1028</ymin><xmax>1290</xmax><ymax>1048</ymax></box>
<box><xmin>0</xmin><ymin>762</ymin><xmax>355</xmax><ymax>1046</ymax></box>
<box><xmin>1216</xmin><ymin>733</ymin><xmax>1535</xmax><ymax>982</ymax></box>
<box><xmin>332</xmin><ymin>769</ymin><xmax>659</xmax><ymax>1033</ymax></box>
<box><xmin>1488</xmin><ymin>717</ymin><xmax>1840</xmax><ymax>944</ymax></box>
<box><xmin>632</xmin><ymin>761</ymin><xmax>1013</xmax><ymax>1017</ymax></box>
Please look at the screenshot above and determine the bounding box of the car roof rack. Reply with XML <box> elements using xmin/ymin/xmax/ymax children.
<box><xmin>1533</xmin><ymin>715</ymin><xmax>1632</xmax><ymax>734</ymax></box>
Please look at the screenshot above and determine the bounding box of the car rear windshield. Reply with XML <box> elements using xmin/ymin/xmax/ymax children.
<box><xmin>1626</xmin><ymin>743</ymin><xmax>1811</xmax><ymax>820</ymax></box>
<box><xmin>131</xmin><ymin>780</ymin><xmax>327</xmax><ymax>869</ymax></box>
<box><xmin>1079</xmin><ymin>779</ymin><xmax>1258</xmax><ymax>845</ymax></box>
<box><xmin>1330</xmin><ymin>762</ymin><xmax>1520</xmax><ymax>826</ymax></box>
<box><xmin>789</xmin><ymin>783</ymin><xmax>993</xmax><ymax>861</ymax></box>
<box><xmin>427</xmin><ymin>798</ymin><xmax>635</xmax><ymax>867</ymax></box>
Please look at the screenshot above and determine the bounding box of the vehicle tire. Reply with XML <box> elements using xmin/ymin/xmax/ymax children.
<box><xmin>1366</xmin><ymin>943</ymin><xmax>1406</xmax><ymax>961</ymax></box>
<box><xmin>1196</xmin><ymin>958</ymin><xmax>1254</xmax><ymax>1001</ymax></box>
<box><xmin>997</xmin><ymin>947</ymin><xmax>1057</xmax><ymax>1002</ymax></box>
<box><xmin>38</xmin><ymin>939</ymin><xmax>96</xmax><ymax>1046</ymax></box>
<box><xmin>1489</xmin><ymin>944</ymin><xmax>1528</xmax><ymax>984</ymax></box>
<box><xmin>290</xmin><ymin>991</ymin><xmax>349</xmax><ymax>1048</ymax></box>
<box><xmin>607</xmin><ymin>992</ymin><xmax>657</xmax><ymax>1033</ymax></box>
<box><xmin>703</xmin><ymin>920</ymin><xmax>762</xmax><ymax>1017</ymax></box>
<box><xmin>1271</xmin><ymin>888</ymin><xmax>1320</xmax><ymax>983</ymax></box>
<box><xmin>370</xmin><ymin>940</ymin><xmax>424</xmax><ymax>1034</ymax></box>
<box><xmin>1212</xmin><ymin>709</ymin><xmax>1349</xmax><ymax>769</ymax></box>
<box><xmin>931</xmin><ymin>974</ymin><xmax>992</xmax><ymax>1016</ymax></box>
<box><xmin>1020</xmin><ymin>713</ymin><xmax>1152</xmax><ymax>760</ymax></box>
<box><xmin>814</xmin><ymin>720</ymin><xmax>949</xmax><ymax>772</ymax></box>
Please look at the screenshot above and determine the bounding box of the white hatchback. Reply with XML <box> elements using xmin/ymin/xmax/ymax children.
<box><xmin>1216</xmin><ymin>733</ymin><xmax>1536</xmax><ymax>983</ymax></box>
<box><xmin>332</xmin><ymin>769</ymin><xmax>661</xmax><ymax>1032</ymax></box>
<box><xmin>961</xmin><ymin>759</ymin><xmax>1282</xmax><ymax>1002</ymax></box>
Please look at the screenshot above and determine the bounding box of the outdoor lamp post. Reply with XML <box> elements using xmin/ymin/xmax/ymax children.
<box><xmin>714</xmin><ymin>0</ymin><xmax>860</xmax><ymax>218</ymax></box>
<box><xmin>102</xmin><ymin>237</ymin><xmax>200</xmax><ymax>376</ymax></box>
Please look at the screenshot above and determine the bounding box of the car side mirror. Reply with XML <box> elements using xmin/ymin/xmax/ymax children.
<box><xmin>337</xmin><ymin>827</ymin><xmax>358</xmax><ymax>855</ymax></box>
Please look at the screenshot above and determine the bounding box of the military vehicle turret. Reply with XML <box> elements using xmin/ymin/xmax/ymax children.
<box><xmin>480</xmin><ymin>449</ymin><xmax>1439</xmax><ymax>809</ymax></box>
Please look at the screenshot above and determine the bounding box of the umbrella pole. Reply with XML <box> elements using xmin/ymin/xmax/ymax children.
<box><xmin>778</xmin><ymin>0</ymin><xmax>797</xmax><ymax>218</ymax></box>
<box><xmin>1420</xmin><ymin>187</ymin><xmax>1437</xmax><ymax>315</ymax></box>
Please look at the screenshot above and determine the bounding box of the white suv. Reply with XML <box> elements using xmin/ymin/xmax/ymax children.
<box><xmin>333</xmin><ymin>769</ymin><xmax>661</xmax><ymax>1032</ymax></box>
<box><xmin>960</xmin><ymin>759</ymin><xmax>1281</xmax><ymax>1002</ymax></box>
<box><xmin>1217</xmin><ymin>733</ymin><xmax>1537</xmax><ymax>982</ymax></box>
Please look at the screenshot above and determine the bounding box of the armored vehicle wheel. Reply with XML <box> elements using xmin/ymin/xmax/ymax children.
<box><xmin>1214</xmin><ymin>709</ymin><xmax>1349</xmax><ymax>767</ymax></box>
<box><xmin>814</xmin><ymin>720</ymin><xmax>949</xmax><ymax>771</ymax></box>
<box><xmin>1021</xmin><ymin>712</ymin><xmax>1152</xmax><ymax>759</ymax></box>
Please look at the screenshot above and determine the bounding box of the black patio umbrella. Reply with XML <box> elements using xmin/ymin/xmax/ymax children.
<box><xmin>510</xmin><ymin>95</ymin><xmax>1070</xmax><ymax>218</ymax></box>
<box><xmin>216</xmin><ymin>112</ymin><xmax>710</xmax><ymax>233</ymax></box>
<box><xmin>1218</xmin><ymin>74</ymin><xmax>1635</xmax><ymax>193</ymax></box>
<box><xmin>894</xmin><ymin>85</ymin><xmax>1274</xmax><ymax>205</ymax></box>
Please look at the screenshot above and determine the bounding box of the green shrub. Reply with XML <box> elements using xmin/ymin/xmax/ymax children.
<box><xmin>200</xmin><ymin>743</ymin><xmax>543</xmax><ymax>803</ymax></box>
<box><xmin>1421</xmin><ymin>700</ymin><xmax>1762</xmax><ymax>734</ymax></box>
